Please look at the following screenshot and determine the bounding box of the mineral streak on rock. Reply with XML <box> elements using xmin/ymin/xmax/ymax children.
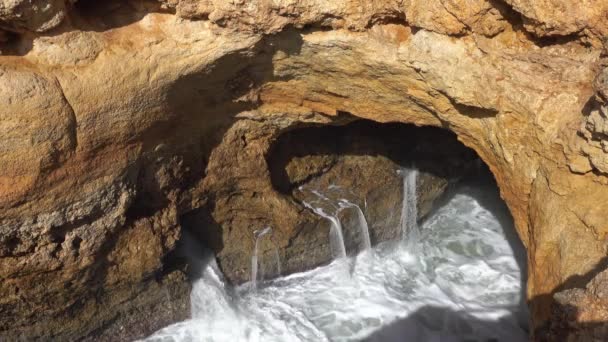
<box><xmin>0</xmin><ymin>0</ymin><xmax>607</xmax><ymax>340</ymax></box>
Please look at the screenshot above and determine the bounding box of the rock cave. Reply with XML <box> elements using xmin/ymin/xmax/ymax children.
<box><xmin>1</xmin><ymin>0</ymin><xmax>608</xmax><ymax>341</ymax></box>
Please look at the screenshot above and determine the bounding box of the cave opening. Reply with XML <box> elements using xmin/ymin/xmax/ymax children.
<box><xmin>266</xmin><ymin>120</ymin><xmax>484</xmax><ymax>249</ymax></box>
<box><xmin>156</xmin><ymin>119</ymin><xmax>529</xmax><ymax>341</ymax></box>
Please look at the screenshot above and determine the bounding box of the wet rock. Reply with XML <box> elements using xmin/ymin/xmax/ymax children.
<box><xmin>194</xmin><ymin>119</ymin><xmax>477</xmax><ymax>284</ymax></box>
<box><xmin>0</xmin><ymin>0</ymin><xmax>607</xmax><ymax>338</ymax></box>
<box><xmin>275</xmin><ymin>122</ymin><xmax>477</xmax><ymax>247</ymax></box>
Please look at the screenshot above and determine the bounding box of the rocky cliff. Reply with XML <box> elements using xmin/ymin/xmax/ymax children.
<box><xmin>1</xmin><ymin>0</ymin><xmax>607</xmax><ymax>340</ymax></box>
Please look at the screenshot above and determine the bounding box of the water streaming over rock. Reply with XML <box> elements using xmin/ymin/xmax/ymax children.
<box><xmin>300</xmin><ymin>187</ymin><xmax>349</xmax><ymax>259</ymax></box>
<box><xmin>146</xmin><ymin>179</ymin><xmax>528</xmax><ymax>342</ymax></box>
<box><xmin>273</xmin><ymin>248</ymin><xmax>282</xmax><ymax>277</ymax></box>
<box><xmin>299</xmin><ymin>185</ymin><xmax>374</xmax><ymax>257</ymax></box>
<box><xmin>305</xmin><ymin>203</ymin><xmax>348</xmax><ymax>259</ymax></box>
<box><xmin>399</xmin><ymin>168</ymin><xmax>419</xmax><ymax>247</ymax></box>
<box><xmin>338</xmin><ymin>199</ymin><xmax>372</xmax><ymax>251</ymax></box>
<box><xmin>251</xmin><ymin>227</ymin><xmax>272</xmax><ymax>289</ymax></box>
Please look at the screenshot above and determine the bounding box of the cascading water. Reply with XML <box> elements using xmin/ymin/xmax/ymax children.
<box><xmin>300</xmin><ymin>186</ymin><xmax>353</xmax><ymax>258</ymax></box>
<box><xmin>338</xmin><ymin>199</ymin><xmax>371</xmax><ymax>251</ymax></box>
<box><xmin>299</xmin><ymin>185</ymin><xmax>373</xmax><ymax>256</ymax></box>
<box><xmin>146</xmin><ymin>175</ymin><xmax>528</xmax><ymax>341</ymax></box>
<box><xmin>399</xmin><ymin>168</ymin><xmax>419</xmax><ymax>247</ymax></box>
<box><xmin>302</xmin><ymin>203</ymin><xmax>347</xmax><ymax>259</ymax></box>
<box><xmin>251</xmin><ymin>227</ymin><xmax>272</xmax><ymax>289</ymax></box>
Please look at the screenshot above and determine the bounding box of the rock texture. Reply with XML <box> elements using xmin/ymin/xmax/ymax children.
<box><xmin>546</xmin><ymin>268</ymin><xmax>608</xmax><ymax>341</ymax></box>
<box><xmin>0</xmin><ymin>0</ymin><xmax>607</xmax><ymax>340</ymax></box>
<box><xmin>197</xmin><ymin>119</ymin><xmax>476</xmax><ymax>283</ymax></box>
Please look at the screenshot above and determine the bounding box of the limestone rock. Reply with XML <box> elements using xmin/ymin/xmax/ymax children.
<box><xmin>158</xmin><ymin>0</ymin><xmax>513</xmax><ymax>37</ymax></box>
<box><xmin>580</xmin><ymin>67</ymin><xmax>608</xmax><ymax>174</ymax></box>
<box><xmin>503</xmin><ymin>0</ymin><xmax>608</xmax><ymax>44</ymax></box>
<box><xmin>403</xmin><ymin>0</ymin><xmax>510</xmax><ymax>36</ymax></box>
<box><xmin>0</xmin><ymin>0</ymin><xmax>607</xmax><ymax>340</ymax></box>
<box><xmin>159</xmin><ymin>0</ymin><xmax>405</xmax><ymax>33</ymax></box>
<box><xmin>0</xmin><ymin>0</ymin><xmax>71</xmax><ymax>33</ymax></box>
<box><xmin>546</xmin><ymin>268</ymin><xmax>608</xmax><ymax>341</ymax></box>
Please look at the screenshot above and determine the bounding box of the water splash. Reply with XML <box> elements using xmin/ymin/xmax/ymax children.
<box><xmin>399</xmin><ymin>168</ymin><xmax>418</xmax><ymax>247</ymax></box>
<box><xmin>338</xmin><ymin>199</ymin><xmax>371</xmax><ymax>251</ymax></box>
<box><xmin>145</xmin><ymin>182</ymin><xmax>528</xmax><ymax>342</ymax></box>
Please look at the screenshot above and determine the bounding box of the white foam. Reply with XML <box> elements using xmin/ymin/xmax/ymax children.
<box><xmin>145</xmin><ymin>184</ymin><xmax>528</xmax><ymax>342</ymax></box>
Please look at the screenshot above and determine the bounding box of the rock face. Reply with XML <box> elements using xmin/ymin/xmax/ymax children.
<box><xmin>546</xmin><ymin>268</ymin><xmax>608</xmax><ymax>341</ymax></box>
<box><xmin>0</xmin><ymin>0</ymin><xmax>607</xmax><ymax>340</ymax></box>
<box><xmin>196</xmin><ymin>119</ymin><xmax>477</xmax><ymax>283</ymax></box>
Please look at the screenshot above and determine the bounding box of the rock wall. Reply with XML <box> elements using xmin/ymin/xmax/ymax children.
<box><xmin>547</xmin><ymin>267</ymin><xmax>608</xmax><ymax>341</ymax></box>
<box><xmin>197</xmin><ymin>119</ymin><xmax>476</xmax><ymax>284</ymax></box>
<box><xmin>1</xmin><ymin>0</ymin><xmax>607</xmax><ymax>340</ymax></box>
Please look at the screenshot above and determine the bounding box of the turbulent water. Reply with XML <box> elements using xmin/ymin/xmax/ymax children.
<box><xmin>146</xmin><ymin>180</ymin><xmax>528</xmax><ymax>342</ymax></box>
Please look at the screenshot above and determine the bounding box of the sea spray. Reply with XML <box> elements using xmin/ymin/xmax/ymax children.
<box><xmin>145</xmin><ymin>181</ymin><xmax>528</xmax><ymax>342</ymax></box>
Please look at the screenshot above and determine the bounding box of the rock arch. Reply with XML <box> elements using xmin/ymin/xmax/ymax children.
<box><xmin>1</xmin><ymin>0</ymin><xmax>607</xmax><ymax>340</ymax></box>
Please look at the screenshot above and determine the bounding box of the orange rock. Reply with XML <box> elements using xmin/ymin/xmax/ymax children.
<box><xmin>0</xmin><ymin>0</ymin><xmax>607</xmax><ymax>339</ymax></box>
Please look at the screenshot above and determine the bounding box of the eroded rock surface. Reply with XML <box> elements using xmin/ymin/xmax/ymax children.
<box><xmin>0</xmin><ymin>0</ymin><xmax>607</xmax><ymax>340</ymax></box>
<box><xmin>196</xmin><ymin>119</ymin><xmax>477</xmax><ymax>283</ymax></box>
<box><xmin>545</xmin><ymin>267</ymin><xmax>608</xmax><ymax>341</ymax></box>
<box><xmin>0</xmin><ymin>0</ymin><xmax>71</xmax><ymax>33</ymax></box>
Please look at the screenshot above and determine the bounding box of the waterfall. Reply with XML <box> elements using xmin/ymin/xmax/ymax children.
<box><xmin>273</xmin><ymin>248</ymin><xmax>282</xmax><ymax>276</ymax></box>
<box><xmin>302</xmin><ymin>203</ymin><xmax>347</xmax><ymax>259</ymax></box>
<box><xmin>300</xmin><ymin>185</ymin><xmax>372</xmax><ymax>258</ymax></box>
<box><xmin>338</xmin><ymin>200</ymin><xmax>372</xmax><ymax>251</ymax></box>
<box><xmin>325</xmin><ymin>212</ymin><xmax>348</xmax><ymax>259</ymax></box>
<box><xmin>147</xmin><ymin>177</ymin><xmax>529</xmax><ymax>342</ymax></box>
<box><xmin>399</xmin><ymin>168</ymin><xmax>418</xmax><ymax>246</ymax></box>
<box><xmin>251</xmin><ymin>227</ymin><xmax>273</xmax><ymax>290</ymax></box>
